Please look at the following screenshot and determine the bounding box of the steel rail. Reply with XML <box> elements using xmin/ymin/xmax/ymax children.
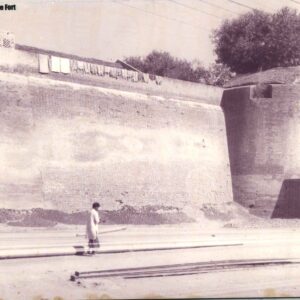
<box><xmin>74</xmin><ymin>258</ymin><xmax>285</xmax><ymax>276</ymax></box>
<box><xmin>71</xmin><ymin>259</ymin><xmax>300</xmax><ymax>281</ymax></box>
<box><xmin>0</xmin><ymin>240</ymin><xmax>241</xmax><ymax>250</ymax></box>
<box><xmin>0</xmin><ymin>242</ymin><xmax>243</xmax><ymax>260</ymax></box>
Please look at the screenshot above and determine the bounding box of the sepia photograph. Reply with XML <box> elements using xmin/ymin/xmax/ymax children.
<box><xmin>0</xmin><ymin>0</ymin><xmax>300</xmax><ymax>299</ymax></box>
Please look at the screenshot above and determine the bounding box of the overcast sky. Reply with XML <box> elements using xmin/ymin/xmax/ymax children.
<box><xmin>0</xmin><ymin>0</ymin><xmax>299</xmax><ymax>66</ymax></box>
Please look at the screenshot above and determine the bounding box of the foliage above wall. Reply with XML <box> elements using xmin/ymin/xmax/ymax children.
<box><xmin>125</xmin><ymin>50</ymin><xmax>235</xmax><ymax>86</ymax></box>
<box><xmin>212</xmin><ymin>7</ymin><xmax>300</xmax><ymax>74</ymax></box>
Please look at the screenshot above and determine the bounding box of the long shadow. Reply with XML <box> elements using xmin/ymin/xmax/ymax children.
<box><xmin>272</xmin><ymin>179</ymin><xmax>300</xmax><ymax>218</ymax></box>
<box><xmin>73</xmin><ymin>245</ymin><xmax>85</xmax><ymax>255</ymax></box>
<box><xmin>221</xmin><ymin>88</ymin><xmax>251</xmax><ymax>204</ymax></box>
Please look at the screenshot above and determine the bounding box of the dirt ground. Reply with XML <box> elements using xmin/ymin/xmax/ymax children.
<box><xmin>2</xmin><ymin>201</ymin><xmax>300</xmax><ymax>229</ymax></box>
<box><xmin>2</xmin><ymin>202</ymin><xmax>300</xmax><ymax>299</ymax></box>
<box><xmin>2</xmin><ymin>253</ymin><xmax>300</xmax><ymax>299</ymax></box>
<box><xmin>2</xmin><ymin>224</ymin><xmax>300</xmax><ymax>299</ymax></box>
<box><xmin>0</xmin><ymin>205</ymin><xmax>194</xmax><ymax>227</ymax></box>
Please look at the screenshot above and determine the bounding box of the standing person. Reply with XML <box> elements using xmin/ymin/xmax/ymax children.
<box><xmin>86</xmin><ymin>202</ymin><xmax>100</xmax><ymax>255</ymax></box>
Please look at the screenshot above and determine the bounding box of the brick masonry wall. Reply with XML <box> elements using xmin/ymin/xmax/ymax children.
<box><xmin>0</xmin><ymin>72</ymin><xmax>232</xmax><ymax>214</ymax></box>
<box><xmin>0</xmin><ymin>47</ymin><xmax>223</xmax><ymax>105</ymax></box>
<box><xmin>222</xmin><ymin>84</ymin><xmax>300</xmax><ymax>217</ymax></box>
<box><xmin>224</xmin><ymin>66</ymin><xmax>300</xmax><ymax>88</ymax></box>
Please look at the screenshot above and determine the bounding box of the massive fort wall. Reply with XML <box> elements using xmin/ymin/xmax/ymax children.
<box><xmin>0</xmin><ymin>46</ymin><xmax>232</xmax><ymax>217</ymax></box>
<box><xmin>222</xmin><ymin>75</ymin><xmax>300</xmax><ymax>218</ymax></box>
<box><xmin>2</xmin><ymin>39</ymin><xmax>299</xmax><ymax>219</ymax></box>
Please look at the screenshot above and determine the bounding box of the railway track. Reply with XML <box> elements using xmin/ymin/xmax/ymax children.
<box><xmin>70</xmin><ymin>258</ymin><xmax>300</xmax><ymax>281</ymax></box>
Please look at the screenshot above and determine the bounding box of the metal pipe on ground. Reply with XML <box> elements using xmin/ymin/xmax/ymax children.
<box><xmin>0</xmin><ymin>242</ymin><xmax>243</xmax><ymax>260</ymax></box>
<box><xmin>75</xmin><ymin>227</ymin><xmax>127</xmax><ymax>237</ymax></box>
<box><xmin>0</xmin><ymin>238</ymin><xmax>240</xmax><ymax>251</ymax></box>
<box><xmin>73</xmin><ymin>258</ymin><xmax>288</xmax><ymax>277</ymax></box>
<box><xmin>70</xmin><ymin>258</ymin><xmax>300</xmax><ymax>281</ymax></box>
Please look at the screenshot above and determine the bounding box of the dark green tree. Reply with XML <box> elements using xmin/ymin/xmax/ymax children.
<box><xmin>143</xmin><ymin>51</ymin><xmax>176</xmax><ymax>76</ymax></box>
<box><xmin>124</xmin><ymin>50</ymin><xmax>207</xmax><ymax>83</ymax></box>
<box><xmin>124</xmin><ymin>55</ymin><xmax>146</xmax><ymax>73</ymax></box>
<box><xmin>213</xmin><ymin>7</ymin><xmax>300</xmax><ymax>74</ymax></box>
<box><xmin>204</xmin><ymin>63</ymin><xmax>235</xmax><ymax>87</ymax></box>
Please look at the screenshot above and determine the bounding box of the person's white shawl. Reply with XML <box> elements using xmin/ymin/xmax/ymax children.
<box><xmin>86</xmin><ymin>208</ymin><xmax>100</xmax><ymax>239</ymax></box>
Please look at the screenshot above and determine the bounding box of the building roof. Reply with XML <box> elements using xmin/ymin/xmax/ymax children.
<box><xmin>224</xmin><ymin>66</ymin><xmax>300</xmax><ymax>88</ymax></box>
<box><xmin>15</xmin><ymin>44</ymin><xmax>123</xmax><ymax>69</ymax></box>
<box><xmin>115</xmin><ymin>59</ymin><xmax>142</xmax><ymax>73</ymax></box>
